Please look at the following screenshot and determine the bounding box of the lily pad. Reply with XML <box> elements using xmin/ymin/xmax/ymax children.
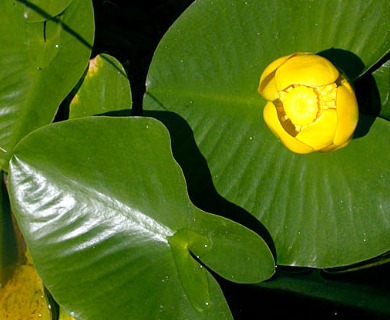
<box><xmin>144</xmin><ymin>0</ymin><xmax>390</xmax><ymax>267</ymax></box>
<box><xmin>9</xmin><ymin>117</ymin><xmax>274</xmax><ymax>319</ymax></box>
<box><xmin>69</xmin><ymin>54</ymin><xmax>132</xmax><ymax>119</ymax></box>
<box><xmin>0</xmin><ymin>0</ymin><xmax>94</xmax><ymax>171</ymax></box>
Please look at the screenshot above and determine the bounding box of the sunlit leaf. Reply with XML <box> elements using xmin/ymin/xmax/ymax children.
<box><xmin>69</xmin><ymin>53</ymin><xmax>131</xmax><ymax>119</ymax></box>
<box><xmin>144</xmin><ymin>0</ymin><xmax>390</xmax><ymax>267</ymax></box>
<box><xmin>0</xmin><ymin>0</ymin><xmax>94</xmax><ymax>171</ymax></box>
<box><xmin>9</xmin><ymin>117</ymin><xmax>274</xmax><ymax>319</ymax></box>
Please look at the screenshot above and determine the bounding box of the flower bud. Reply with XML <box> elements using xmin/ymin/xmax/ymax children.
<box><xmin>258</xmin><ymin>52</ymin><xmax>359</xmax><ymax>154</ymax></box>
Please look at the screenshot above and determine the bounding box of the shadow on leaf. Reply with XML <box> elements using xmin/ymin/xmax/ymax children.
<box><xmin>99</xmin><ymin>107</ymin><xmax>276</xmax><ymax>260</ymax></box>
<box><xmin>144</xmin><ymin>109</ymin><xmax>276</xmax><ymax>259</ymax></box>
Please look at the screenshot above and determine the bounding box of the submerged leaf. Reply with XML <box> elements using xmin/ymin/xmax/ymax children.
<box><xmin>0</xmin><ymin>256</ymin><xmax>52</xmax><ymax>320</ymax></box>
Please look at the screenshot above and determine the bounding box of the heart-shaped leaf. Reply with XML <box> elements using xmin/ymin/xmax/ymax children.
<box><xmin>69</xmin><ymin>54</ymin><xmax>132</xmax><ymax>119</ymax></box>
<box><xmin>9</xmin><ymin>117</ymin><xmax>274</xmax><ymax>319</ymax></box>
<box><xmin>144</xmin><ymin>0</ymin><xmax>390</xmax><ymax>268</ymax></box>
<box><xmin>0</xmin><ymin>0</ymin><xmax>94</xmax><ymax>171</ymax></box>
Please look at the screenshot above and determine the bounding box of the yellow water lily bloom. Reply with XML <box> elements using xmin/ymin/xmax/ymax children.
<box><xmin>258</xmin><ymin>52</ymin><xmax>359</xmax><ymax>154</ymax></box>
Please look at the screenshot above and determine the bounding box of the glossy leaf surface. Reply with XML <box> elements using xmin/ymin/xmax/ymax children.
<box><xmin>9</xmin><ymin>117</ymin><xmax>274</xmax><ymax>319</ymax></box>
<box><xmin>145</xmin><ymin>0</ymin><xmax>390</xmax><ymax>267</ymax></box>
<box><xmin>0</xmin><ymin>0</ymin><xmax>94</xmax><ymax>171</ymax></box>
<box><xmin>69</xmin><ymin>54</ymin><xmax>132</xmax><ymax>119</ymax></box>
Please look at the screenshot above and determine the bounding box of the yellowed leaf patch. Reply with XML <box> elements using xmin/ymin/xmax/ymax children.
<box><xmin>0</xmin><ymin>263</ymin><xmax>52</xmax><ymax>320</ymax></box>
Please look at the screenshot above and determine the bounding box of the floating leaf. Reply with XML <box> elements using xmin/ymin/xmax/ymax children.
<box><xmin>0</xmin><ymin>0</ymin><xmax>94</xmax><ymax>171</ymax></box>
<box><xmin>9</xmin><ymin>117</ymin><xmax>274</xmax><ymax>319</ymax></box>
<box><xmin>69</xmin><ymin>54</ymin><xmax>131</xmax><ymax>119</ymax></box>
<box><xmin>144</xmin><ymin>0</ymin><xmax>390</xmax><ymax>267</ymax></box>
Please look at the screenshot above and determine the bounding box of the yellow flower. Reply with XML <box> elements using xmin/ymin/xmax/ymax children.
<box><xmin>258</xmin><ymin>52</ymin><xmax>359</xmax><ymax>154</ymax></box>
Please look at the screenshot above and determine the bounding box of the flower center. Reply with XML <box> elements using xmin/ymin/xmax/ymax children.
<box><xmin>281</xmin><ymin>86</ymin><xmax>319</xmax><ymax>127</ymax></box>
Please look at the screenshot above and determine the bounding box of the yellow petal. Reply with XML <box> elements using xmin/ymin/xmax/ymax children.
<box><xmin>333</xmin><ymin>80</ymin><xmax>359</xmax><ymax>146</ymax></box>
<box><xmin>263</xmin><ymin>101</ymin><xmax>313</xmax><ymax>154</ymax></box>
<box><xmin>275</xmin><ymin>54</ymin><xmax>339</xmax><ymax>91</ymax></box>
<box><xmin>296</xmin><ymin>109</ymin><xmax>337</xmax><ymax>151</ymax></box>
<box><xmin>258</xmin><ymin>53</ymin><xmax>295</xmax><ymax>100</ymax></box>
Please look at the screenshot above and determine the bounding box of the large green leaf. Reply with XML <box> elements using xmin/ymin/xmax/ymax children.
<box><xmin>144</xmin><ymin>0</ymin><xmax>390</xmax><ymax>267</ymax></box>
<box><xmin>69</xmin><ymin>54</ymin><xmax>132</xmax><ymax>119</ymax></box>
<box><xmin>0</xmin><ymin>0</ymin><xmax>94</xmax><ymax>171</ymax></box>
<box><xmin>9</xmin><ymin>117</ymin><xmax>274</xmax><ymax>319</ymax></box>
